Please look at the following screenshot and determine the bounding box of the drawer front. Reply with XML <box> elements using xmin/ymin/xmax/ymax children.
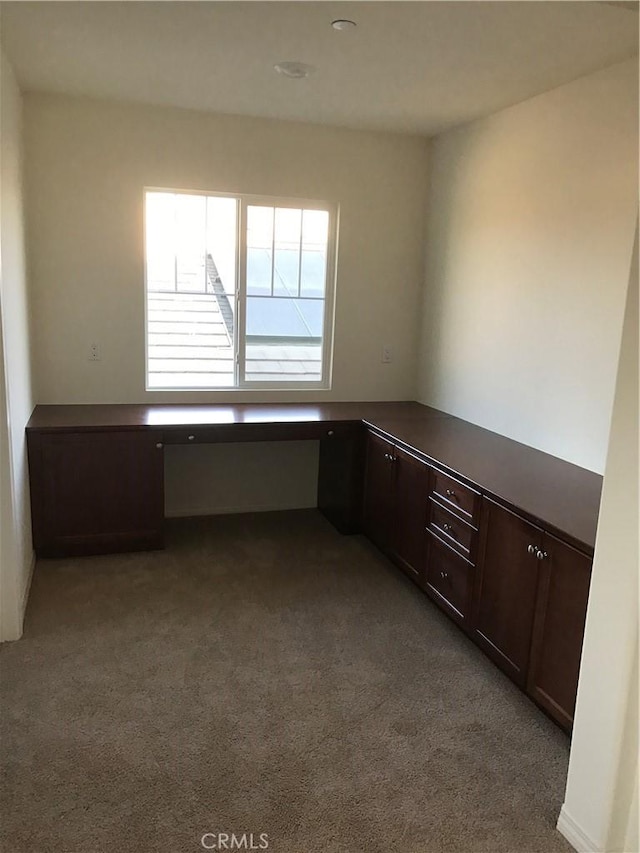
<box><xmin>429</xmin><ymin>500</ymin><xmax>477</xmax><ymax>561</ymax></box>
<box><xmin>161</xmin><ymin>421</ymin><xmax>357</xmax><ymax>445</ymax></box>
<box><xmin>425</xmin><ymin>534</ymin><xmax>474</xmax><ymax>625</ymax></box>
<box><xmin>431</xmin><ymin>469</ymin><xmax>480</xmax><ymax>526</ymax></box>
<box><xmin>161</xmin><ymin>427</ymin><xmax>220</xmax><ymax>445</ymax></box>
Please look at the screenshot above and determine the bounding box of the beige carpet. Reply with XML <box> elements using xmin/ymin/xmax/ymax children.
<box><xmin>1</xmin><ymin>510</ymin><xmax>573</xmax><ymax>853</ymax></box>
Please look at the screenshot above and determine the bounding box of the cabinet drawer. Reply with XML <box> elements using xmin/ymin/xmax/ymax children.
<box><xmin>431</xmin><ymin>469</ymin><xmax>480</xmax><ymax>526</ymax></box>
<box><xmin>161</xmin><ymin>427</ymin><xmax>218</xmax><ymax>445</ymax></box>
<box><xmin>429</xmin><ymin>500</ymin><xmax>477</xmax><ymax>561</ymax></box>
<box><xmin>161</xmin><ymin>421</ymin><xmax>356</xmax><ymax>445</ymax></box>
<box><xmin>425</xmin><ymin>534</ymin><xmax>474</xmax><ymax>625</ymax></box>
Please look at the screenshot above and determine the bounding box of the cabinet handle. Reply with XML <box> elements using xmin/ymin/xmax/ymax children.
<box><xmin>187</xmin><ymin>435</ymin><xmax>195</xmax><ymax>441</ymax></box>
<box><xmin>535</xmin><ymin>549</ymin><xmax>548</xmax><ymax>561</ymax></box>
<box><xmin>445</xmin><ymin>488</ymin><xmax>456</xmax><ymax>498</ymax></box>
<box><xmin>327</xmin><ymin>429</ymin><xmax>334</xmax><ymax>436</ymax></box>
<box><xmin>442</xmin><ymin>521</ymin><xmax>457</xmax><ymax>539</ymax></box>
<box><xmin>440</xmin><ymin>570</ymin><xmax>449</xmax><ymax>580</ymax></box>
<box><xmin>527</xmin><ymin>544</ymin><xmax>537</xmax><ymax>555</ymax></box>
<box><xmin>156</xmin><ymin>442</ymin><xmax>163</xmax><ymax>450</ymax></box>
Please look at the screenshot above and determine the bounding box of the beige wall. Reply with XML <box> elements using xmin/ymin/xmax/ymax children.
<box><xmin>0</xmin><ymin>51</ymin><xmax>34</xmax><ymax>641</ymax></box>
<box><xmin>418</xmin><ymin>59</ymin><xmax>638</xmax><ymax>474</ymax></box>
<box><xmin>164</xmin><ymin>441</ymin><xmax>319</xmax><ymax>518</ymax></box>
<box><xmin>25</xmin><ymin>93</ymin><xmax>429</xmax><ymax>405</ymax></box>
<box><xmin>559</xmin><ymin>231</ymin><xmax>638</xmax><ymax>853</ymax></box>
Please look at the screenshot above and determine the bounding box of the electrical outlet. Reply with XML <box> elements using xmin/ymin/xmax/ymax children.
<box><xmin>88</xmin><ymin>343</ymin><xmax>101</xmax><ymax>361</ymax></box>
<box><xmin>381</xmin><ymin>345</ymin><xmax>392</xmax><ymax>364</ymax></box>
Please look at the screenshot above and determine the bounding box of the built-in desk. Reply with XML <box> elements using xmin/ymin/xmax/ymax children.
<box><xmin>26</xmin><ymin>401</ymin><xmax>602</xmax><ymax>728</ymax></box>
<box><xmin>26</xmin><ymin>400</ymin><xmax>601</xmax><ymax>555</ymax></box>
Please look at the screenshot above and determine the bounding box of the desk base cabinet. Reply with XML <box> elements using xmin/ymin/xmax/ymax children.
<box><xmin>472</xmin><ymin>498</ymin><xmax>592</xmax><ymax>729</ymax></box>
<box><xmin>28</xmin><ymin>430</ymin><xmax>164</xmax><ymax>557</ymax></box>
<box><xmin>526</xmin><ymin>534</ymin><xmax>592</xmax><ymax>730</ymax></box>
<box><xmin>362</xmin><ymin>432</ymin><xmax>428</xmax><ymax>582</ymax></box>
<box><xmin>472</xmin><ymin>502</ymin><xmax>542</xmax><ymax>687</ymax></box>
<box><xmin>317</xmin><ymin>427</ymin><xmax>365</xmax><ymax>535</ymax></box>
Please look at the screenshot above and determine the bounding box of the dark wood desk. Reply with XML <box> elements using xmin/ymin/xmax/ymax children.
<box><xmin>27</xmin><ymin>400</ymin><xmax>601</xmax><ymax>555</ymax></box>
<box><xmin>26</xmin><ymin>400</ymin><xmax>602</xmax><ymax>730</ymax></box>
<box><xmin>26</xmin><ymin>402</ymin><xmax>444</xmax><ymax>557</ymax></box>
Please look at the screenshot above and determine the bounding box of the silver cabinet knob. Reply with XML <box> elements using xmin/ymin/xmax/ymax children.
<box><xmin>155</xmin><ymin>442</ymin><xmax>163</xmax><ymax>449</ymax></box>
<box><xmin>327</xmin><ymin>429</ymin><xmax>334</xmax><ymax>437</ymax></box>
<box><xmin>536</xmin><ymin>549</ymin><xmax>548</xmax><ymax>561</ymax></box>
<box><xmin>442</xmin><ymin>523</ymin><xmax>452</xmax><ymax>532</ymax></box>
<box><xmin>527</xmin><ymin>544</ymin><xmax>537</xmax><ymax>555</ymax></box>
<box><xmin>440</xmin><ymin>570</ymin><xmax>449</xmax><ymax>580</ymax></box>
<box><xmin>188</xmin><ymin>435</ymin><xmax>195</xmax><ymax>441</ymax></box>
<box><xmin>446</xmin><ymin>488</ymin><xmax>456</xmax><ymax>498</ymax></box>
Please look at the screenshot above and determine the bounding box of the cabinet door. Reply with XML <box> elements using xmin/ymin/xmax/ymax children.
<box><xmin>527</xmin><ymin>535</ymin><xmax>592</xmax><ymax>730</ymax></box>
<box><xmin>393</xmin><ymin>447</ymin><xmax>428</xmax><ymax>580</ymax></box>
<box><xmin>362</xmin><ymin>432</ymin><xmax>395</xmax><ymax>552</ymax></box>
<box><xmin>29</xmin><ymin>430</ymin><xmax>164</xmax><ymax>557</ymax></box>
<box><xmin>472</xmin><ymin>499</ymin><xmax>543</xmax><ymax>687</ymax></box>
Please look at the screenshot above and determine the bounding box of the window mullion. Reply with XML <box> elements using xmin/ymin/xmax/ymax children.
<box><xmin>297</xmin><ymin>211</ymin><xmax>303</xmax><ymax>298</ymax></box>
<box><xmin>173</xmin><ymin>193</ymin><xmax>178</xmax><ymax>292</ymax></box>
<box><xmin>236</xmin><ymin>199</ymin><xmax>248</xmax><ymax>387</ymax></box>
<box><xmin>203</xmin><ymin>197</ymin><xmax>208</xmax><ymax>294</ymax></box>
<box><xmin>270</xmin><ymin>209</ymin><xmax>275</xmax><ymax>297</ymax></box>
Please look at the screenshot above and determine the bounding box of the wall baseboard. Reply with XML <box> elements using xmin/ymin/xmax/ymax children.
<box><xmin>1</xmin><ymin>549</ymin><xmax>35</xmax><ymax>643</ymax></box>
<box><xmin>19</xmin><ymin>549</ymin><xmax>36</xmax><ymax>624</ymax></box>
<box><xmin>557</xmin><ymin>805</ymin><xmax>600</xmax><ymax>853</ymax></box>
<box><xmin>165</xmin><ymin>501</ymin><xmax>316</xmax><ymax>519</ymax></box>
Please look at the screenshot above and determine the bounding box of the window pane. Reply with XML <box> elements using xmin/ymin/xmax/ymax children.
<box><xmin>244</xmin><ymin>296</ymin><xmax>323</xmax><ymax>383</ymax></box>
<box><xmin>274</xmin><ymin>208</ymin><xmax>301</xmax><ymax>297</ymax></box>
<box><xmin>146</xmin><ymin>192</ymin><xmax>237</xmax><ymax>389</ymax></box>
<box><xmin>247</xmin><ymin>206</ymin><xmax>273</xmax><ymax>296</ymax></box>
<box><xmin>244</xmin><ymin>205</ymin><xmax>326</xmax><ymax>383</ymax></box>
<box><xmin>175</xmin><ymin>194</ymin><xmax>206</xmax><ymax>293</ymax></box>
<box><xmin>206</xmin><ymin>196</ymin><xmax>237</xmax><ymax>299</ymax></box>
<box><xmin>145</xmin><ymin>192</ymin><xmax>176</xmax><ymax>292</ymax></box>
<box><xmin>300</xmin><ymin>209</ymin><xmax>328</xmax><ymax>299</ymax></box>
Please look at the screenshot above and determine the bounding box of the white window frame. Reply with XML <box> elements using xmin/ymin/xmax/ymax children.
<box><xmin>144</xmin><ymin>187</ymin><xmax>338</xmax><ymax>392</ymax></box>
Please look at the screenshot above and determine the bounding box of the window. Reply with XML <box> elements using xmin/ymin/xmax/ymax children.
<box><xmin>144</xmin><ymin>189</ymin><xmax>337</xmax><ymax>390</ymax></box>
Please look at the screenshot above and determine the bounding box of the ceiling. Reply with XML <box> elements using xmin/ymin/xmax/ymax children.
<box><xmin>0</xmin><ymin>1</ymin><xmax>637</xmax><ymax>137</ymax></box>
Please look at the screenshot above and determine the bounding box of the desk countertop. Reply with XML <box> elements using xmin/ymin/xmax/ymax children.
<box><xmin>27</xmin><ymin>401</ymin><xmax>602</xmax><ymax>553</ymax></box>
<box><xmin>26</xmin><ymin>400</ymin><xmax>442</xmax><ymax>430</ymax></box>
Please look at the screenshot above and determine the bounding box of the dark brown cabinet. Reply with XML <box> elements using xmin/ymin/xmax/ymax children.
<box><xmin>362</xmin><ymin>432</ymin><xmax>429</xmax><ymax>581</ymax></box>
<box><xmin>472</xmin><ymin>498</ymin><xmax>592</xmax><ymax>729</ymax></box>
<box><xmin>28</xmin><ymin>430</ymin><xmax>164</xmax><ymax>557</ymax></box>
<box><xmin>472</xmin><ymin>500</ymin><xmax>542</xmax><ymax>686</ymax></box>
<box><xmin>527</xmin><ymin>534</ymin><xmax>592</xmax><ymax>729</ymax></box>
<box><xmin>362</xmin><ymin>432</ymin><xmax>395</xmax><ymax>553</ymax></box>
<box><xmin>317</xmin><ymin>424</ymin><xmax>365</xmax><ymax>534</ymax></box>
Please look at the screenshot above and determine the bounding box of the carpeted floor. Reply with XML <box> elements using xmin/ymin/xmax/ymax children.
<box><xmin>1</xmin><ymin>510</ymin><xmax>574</xmax><ymax>853</ymax></box>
